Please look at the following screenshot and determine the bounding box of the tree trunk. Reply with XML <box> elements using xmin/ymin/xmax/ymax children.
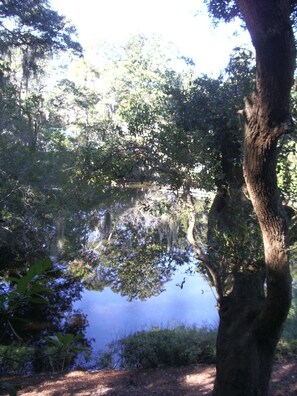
<box><xmin>213</xmin><ymin>1</ymin><xmax>295</xmax><ymax>395</ymax></box>
<box><xmin>213</xmin><ymin>130</ymin><xmax>292</xmax><ymax>396</ymax></box>
<box><xmin>209</xmin><ymin>182</ymin><xmax>271</xmax><ymax>396</ymax></box>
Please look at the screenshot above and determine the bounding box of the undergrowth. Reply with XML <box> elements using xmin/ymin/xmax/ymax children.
<box><xmin>99</xmin><ymin>324</ymin><xmax>217</xmax><ymax>369</ymax></box>
<box><xmin>99</xmin><ymin>311</ymin><xmax>297</xmax><ymax>370</ymax></box>
<box><xmin>276</xmin><ymin>277</ymin><xmax>297</xmax><ymax>359</ymax></box>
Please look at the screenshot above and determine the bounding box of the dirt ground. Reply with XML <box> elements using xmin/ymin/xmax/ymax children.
<box><xmin>1</xmin><ymin>358</ymin><xmax>297</xmax><ymax>396</ymax></box>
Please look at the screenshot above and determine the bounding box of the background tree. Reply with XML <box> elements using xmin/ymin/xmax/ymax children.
<box><xmin>0</xmin><ymin>0</ymin><xmax>81</xmax><ymax>270</ymax></box>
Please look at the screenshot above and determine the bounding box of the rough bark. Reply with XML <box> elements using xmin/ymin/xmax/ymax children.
<box><xmin>209</xmin><ymin>131</ymin><xmax>267</xmax><ymax>396</ymax></box>
<box><xmin>212</xmin><ymin>1</ymin><xmax>295</xmax><ymax>395</ymax></box>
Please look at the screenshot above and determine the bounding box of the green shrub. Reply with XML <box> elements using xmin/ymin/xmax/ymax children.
<box><xmin>98</xmin><ymin>350</ymin><xmax>114</xmax><ymax>369</ymax></box>
<box><xmin>106</xmin><ymin>324</ymin><xmax>216</xmax><ymax>369</ymax></box>
<box><xmin>0</xmin><ymin>344</ymin><xmax>34</xmax><ymax>374</ymax></box>
<box><xmin>43</xmin><ymin>332</ymin><xmax>91</xmax><ymax>372</ymax></box>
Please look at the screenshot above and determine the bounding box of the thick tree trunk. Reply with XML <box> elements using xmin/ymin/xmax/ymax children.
<box><xmin>214</xmin><ymin>288</ymin><xmax>271</xmax><ymax>396</ymax></box>
<box><xmin>212</xmin><ymin>146</ymin><xmax>292</xmax><ymax>396</ymax></box>
<box><xmin>213</xmin><ymin>127</ymin><xmax>292</xmax><ymax>396</ymax></box>
<box><xmin>210</xmin><ymin>186</ymin><xmax>270</xmax><ymax>396</ymax></box>
<box><xmin>212</xmin><ymin>1</ymin><xmax>295</xmax><ymax>395</ymax></box>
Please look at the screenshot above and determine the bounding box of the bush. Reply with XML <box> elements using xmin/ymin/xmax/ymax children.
<box><xmin>40</xmin><ymin>332</ymin><xmax>91</xmax><ymax>372</ymax></box>
<box><xmin>105</xmin><ymin>324</ymin><xmax>216</xmax><ymax>369</ymax></box>
<box><xmin>0</xmin><ymin>344</ymin><xmax>34</xmax><ymax>375</ymax></box>
<box><xmin>0</xmin><ymin>332</ymin><xmax>91</xmax><ymax>375</ymax></box>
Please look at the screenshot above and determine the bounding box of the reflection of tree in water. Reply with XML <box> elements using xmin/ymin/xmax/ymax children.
<box><xmin>52</xmin><ymin>186</ymin><xmax>148</xmax><ymax>260</ymax></box>
<box><xmin>68</xmin><ymin>187</ymin><xmax>201</xmax><ymax>300</ymax></box>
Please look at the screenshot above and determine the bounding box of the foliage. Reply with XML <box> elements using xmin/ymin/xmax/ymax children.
<box><xmin>0</xmin><ymin>1</ymin><xmax>84</xmax><ymax>271</ymax></box>
<box><xmin>0</xmin><ymin>259</ymin><xmax>89</xmax><ymax>374</ymax></box>
<box><xmin>0</xmin><ymin>332</ymin><xmax>91</xmax><ymax>374</ymax></box>
<box><xmin>48</xmin><ymin>35</ymin><xmax>194</xmax><ymax>189</ymax></box>
<box><xmin>204</xmin><ymin>0</ymin><xmax>241</xmax><ymax>24</ymax></box>
<box><xmin>60</xmin><ymin>41</ymin><xmax>259</xmax><ymax>302</ymax></box>
<box><xmin>277</xmin><ymin>139</ymin><xmax>297</xmax><ymax>205</ymax></box>
<box><xmin>0</xmin><ymin>344</ymin><xmax>34</xmax><ymax>374</ymax></box>
<box><xmin>0</xmin><ymin>259</ymin><xmax>52</xmax><ymax>341</ymax></box>
<box><xmin>277</xmin><ymin>81</ymin><xmax>297</xmax><ymax>211</ymax></box>
<box><xmin>161</xmin><ymin>47</ymin><xmax>255</xmax><ymax>191</ymax></box>
<box><xmin>0</xmin><ymin>31</ymin><xmax>257</xmax><ymax>280</ymax></box>
<box><xmin>277</xmin><ymin>266</ymin><xmax>297</xmax><ymax>357</ymax></box>
<box><xmin>0</xmin><ymin>0</ymin><xmax>82</xmax><ymax>53</ymax></box>
<box><xmin>0</xmin><ymin>36</ymin><xmax>192</xmax><ymax>273</ymax></box>
<box><xmin>103</xmin><ymin>325</ymin><xmax>216</xmax><ymax>369</ymax></box>
<box><xmin>43</xmin><ymin>332</ymin><xmax>91</xmax><ymax>372</ymax></box>
<box><xmin>68</xmin><ymin>188</ymin><xmax>198</xmax><ymax>300</ymax></box>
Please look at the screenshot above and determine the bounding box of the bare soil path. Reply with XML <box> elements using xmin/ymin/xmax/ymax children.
<box><xmin>1</xmin><ymin>358</ymin><xmax>296</xmax><ymax>395</ymax></box>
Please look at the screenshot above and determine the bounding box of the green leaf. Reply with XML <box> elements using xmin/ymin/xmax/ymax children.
<box><xmin>26</xmin><ymin>258</ymin><xmax>52</xmax><ymax>279</ymax></box>
<box><xmin>45</xmin><ymin>335</ymin><xmax>61</xmax><ymax>347</ymax></box>
<box><xmin>7</xmin><ymin>290</ymin><xmax>19</xmax><ymax>302</ymax></box>
<box><xmin>14</xmin><ymin>276</ymin><xmax>30</xmax><ymax>295</ymax></box>
<box><xmin>28</xmin><ymin>296</ymin><xmax>49</xmax><ymax>305</ymax></box>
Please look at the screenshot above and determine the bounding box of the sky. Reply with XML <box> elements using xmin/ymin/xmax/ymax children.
<box><xmin>50</xmin><ymin>0</ymin><xmax>252</xmax><ymax>76</ymax></box>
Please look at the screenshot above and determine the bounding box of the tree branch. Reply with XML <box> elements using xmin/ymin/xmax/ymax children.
<box><xmin>184</xmin><ymin>191</ymin><xmax>223</xmax><ymax>302</ymax></box>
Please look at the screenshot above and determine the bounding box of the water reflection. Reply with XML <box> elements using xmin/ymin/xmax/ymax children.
<box><xmin>62</xmin><ymin>186</ymin><xmax>216</xmax><ymax>361</ymax></box>
<box><xmin>66</xmin><ymin>187</ymin><xmax>201</xmax><ymax>301</ymax></box>
<box><xmin>0</xmin><ymin>185</ymin><xmax>215</xmax><ymax>373</ymax></box>
<box><xmin>75</xmin><ymin>267</ymin><xmax>218</xmax><ymax>358</ymax></box>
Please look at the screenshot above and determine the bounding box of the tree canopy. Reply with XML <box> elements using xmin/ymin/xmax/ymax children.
<box><xmin>0</xmin><ymin>0</ymin><xmax>81</xmax><ymax>52</ymax></box>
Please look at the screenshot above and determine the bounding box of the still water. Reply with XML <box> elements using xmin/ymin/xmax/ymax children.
<box><xmin>74</xmin><ymin>268</ymin><xmax>218</xmax><ymax>354</ymax></box>
<box><xmin>66</xmin><ymin>187</ymin><xmax>218</xmax><ymax>358</ymax></box>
